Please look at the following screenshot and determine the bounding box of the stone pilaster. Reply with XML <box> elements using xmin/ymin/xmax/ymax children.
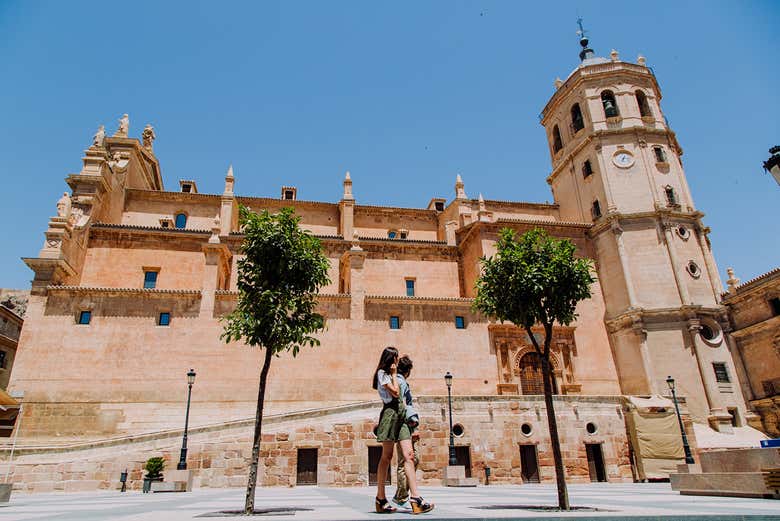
<box><xmin>340</xmin><ymin>240</ymin><xmax>367</xmax><ymax>321</ymax></box>
<box><xmin>200</xmin><ymin>236</ymin><xmax>232</xmax><ymax>319</ymax></box>
<box><xmin>662</xmin><ymin>220</ymin><xmax>691</xmax><ymax>305</ymax></box>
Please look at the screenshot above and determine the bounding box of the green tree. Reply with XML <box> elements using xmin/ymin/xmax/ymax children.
<box><xmin>474</xmin><ymin>228</ymin><xmax>594</xmax><ymax>510</ymax></box>
<box><xmin>222</xmin><ymin>205</ymin><xmax>330</xmax><ymax>515</ymax></box>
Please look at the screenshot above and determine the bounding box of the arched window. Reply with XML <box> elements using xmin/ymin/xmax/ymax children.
<box><xmin>552</xmin><ymin>125</ymin><xmax>563</xmax><ymax>153</ymax></box>
<box><xmin>174</xmin><ymin>213</ymin><xmax>187</xmax><ymax>229</ymax></box>
<box><xmin>601</xmin><ymin>90</ymin><xmax>619</xmax><ymax>118</ymax></box>
<box><xmin>571</xmin><ymin>103</ymin><xmax>584</xmax><ymax>132</ymax></box>
<box><xmin>635</xmin><ymin>90</ymin><xmax>651</xmax><ymax>118</ymax></box>
<box><xmin>664</xmin><ymin>186</ymin><xmax>677</xmax><ymax>206</ymax></box>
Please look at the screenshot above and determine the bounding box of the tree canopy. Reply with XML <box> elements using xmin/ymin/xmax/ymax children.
<box><xmin>474</xmin><ymin>227</ymin><xmax>594</xmax><ymax>336</ymax></box>
<box><xmin>221</xmin><ymin>205</ymin><xmax>331</xmax><ymax>356</ymax></box>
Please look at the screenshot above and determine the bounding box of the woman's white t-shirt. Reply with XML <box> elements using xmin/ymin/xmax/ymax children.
<box><xmin>377</xmin><ymin>369</ymin><xmax>394</xmax><ymax>404</ymax></box>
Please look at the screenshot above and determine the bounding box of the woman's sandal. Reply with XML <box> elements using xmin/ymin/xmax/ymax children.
<box><xmin>410</xmin><ymin>496</ymin><xmax>434</xmax><ymax>514</ymax></box>
<box><xmin>375</xmin><ymin>497</ymin><xmax>397</xmax><ymax>513</ymax></box>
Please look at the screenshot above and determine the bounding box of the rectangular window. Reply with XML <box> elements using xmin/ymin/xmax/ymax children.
<box><xmin>144</xmin><ymin>270</ymin><xmax>158</xmax><ymax>289</ymax></box>
<box><xmin>158</xmin><ymin>312</ymin><xmax>171</xmax><ymax>326</ymax></box>
<box><xmin>582</xmin><ymin>160</ymin><xmax>593</xmax><ymax>178</ymax></box>
<box><xmin>78</xmin><ymin>310</ymin><xmax>91</xmax><ymax>325</ymax></box>
<box><xmin>405</xmin><ymin>279</ymin><xmax>415</xmax><ymax>297</ymax></box>
<box><xmin>181</xmin><ymin>184</ymin><xmax>192</xmax><ymax>193</ymax></box>
<box><xmin>770</xmin><ymin>297</ymin><xmax>780</xmax><ymax>317</ymax></box>
<box><xmin>284</xmin><ymin>190</ymin><xmax>294</xmax><ymax>200</ymax></box>
<box><xmin>389</xmin><ymin>316</ymin><xmax>400</xmax><ymax>330</ymax></box>
<box><xmin>654</xmin><ymin>147</ymin><xmax>667</xmax><ymax>162</ymax></box>
<box><xmin>591</xmin><ymin>200</ymin><xmax>601</xmax><ymax>219</ymax></box>
<box><xmin>0</xmin><ymin>351</ymin><xmax>6</xmax><ymax>369</ymax></box>
<box><xmin>713</xmin><ymin>362</ymin><xmax>730</xmax><ymax>383</ymax></box>
<box><xmin>455</xmin><ymin>316</ymin><xmax>465</xmax><ymax>329</ymax></box>
<box><xmin>434</xmin><ymin>201</ymin><xmax>445</xmax><ymax>212</ymax></box>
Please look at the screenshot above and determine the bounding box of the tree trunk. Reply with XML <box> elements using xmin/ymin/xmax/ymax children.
<box><xmin>526</xmin><ymin>323</ymin><xmax>569</xmax><ymax>511</ymax></box>
<box><xmin>540</xmin><ymin>353</ymin><xmax>569</xmax><ymax>510</ymax></box>
<box><xmin>245</xmin><ymin>347</ymin><xmax>274</xmax><ymax>515</ymax></box>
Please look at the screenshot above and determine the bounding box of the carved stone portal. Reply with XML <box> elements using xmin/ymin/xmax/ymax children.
<box><xmin>490</xmin><ymin>324</ymin><xmax>579</xmax><ymax>395</ymax></box>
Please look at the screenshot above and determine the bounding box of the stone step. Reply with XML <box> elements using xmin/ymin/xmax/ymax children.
<box><xmin>699</xmin><ymin>447</ymin><xmax>780</xmax><ymax>474</ymax></box>
<box><xmin>670</xmin><ymin>471</ymin><xmax>779</xmax><ymax>499</ymax></box>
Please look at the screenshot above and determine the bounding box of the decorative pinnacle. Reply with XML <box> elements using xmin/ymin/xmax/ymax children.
<box><xmin>455</xmin><ymin>174</ymin><xmax>467</xmax><ymax>200</ymax></box>
<box><xmin>342</xmin><ymin>170</ymin><xmax>354</xmax><ymax>200</ymax></box>
<box><xmin>226</xmin><ymin>164</ymin><xmax>234</xmax><ymax>178</ymax></box>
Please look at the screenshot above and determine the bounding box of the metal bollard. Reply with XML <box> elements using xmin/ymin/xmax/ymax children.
<box><xmin>119</xmin><ymin>469</ymin><xmax>128</xmax><ymax>493</ymax></box>
<box><xmin>484</xmin><ymin>466</ymin><xmax>491</xmax><ymax>485</ymax></box>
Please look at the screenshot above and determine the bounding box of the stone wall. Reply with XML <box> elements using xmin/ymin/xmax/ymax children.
<box><xmin>0</xmin><ymin>396</ymin><xmax>633</xmax><ymax>492</ymax></box>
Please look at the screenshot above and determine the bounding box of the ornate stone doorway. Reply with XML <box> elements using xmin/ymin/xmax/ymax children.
<box><xmin>490</xmin><ymin>324</ymin><xmax>580</xmax><ymax>395</ymax></box>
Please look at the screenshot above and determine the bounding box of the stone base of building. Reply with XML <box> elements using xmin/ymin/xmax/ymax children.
<box><xmin>0</xmin><ymin>396</ymin><xmax>634</xmax><ymax>492</ymax></box>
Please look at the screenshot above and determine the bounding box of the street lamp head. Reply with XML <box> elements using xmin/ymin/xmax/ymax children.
<box><xmin>444</xmin><ymin>371</ymin><xmax>453</xmax><ymax>388</ymax></box>
<box><xmin>187</xmin><ymin>368</ymin><xmax>196</xmax><ymax>385</ymax></box>
<box><xmin>763</xmin><ymin>146</ymin><xmax>780</xmax><ymax>186</ymax></box>
<box><xmin>666</xmin><ymin>375</ymin><xmax>675</xmax><ymax>393</ymax></box>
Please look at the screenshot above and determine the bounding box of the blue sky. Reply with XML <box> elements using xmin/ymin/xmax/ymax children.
<box><xmin>0</xmin><ymin>1</ymin><xmax>778</xmax><ymax>289</ymax></box>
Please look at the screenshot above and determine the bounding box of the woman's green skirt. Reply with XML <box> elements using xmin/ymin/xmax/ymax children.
<box><xmin>376</xmin><ymin>401</ymin><xmax>411</xmax><ymax>442</ymax></box>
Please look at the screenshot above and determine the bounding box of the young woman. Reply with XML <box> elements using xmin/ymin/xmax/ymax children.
<box><xmin>372</xmin><ymin>347</ymin><xmax>434</xmax><ymax>514</ymax></box>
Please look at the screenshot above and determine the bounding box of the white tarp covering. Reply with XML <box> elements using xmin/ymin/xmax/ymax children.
<box><xmin>693</xmin><ymin>423</ymin><xmax>767</xmax><ymax>450</ymax></box>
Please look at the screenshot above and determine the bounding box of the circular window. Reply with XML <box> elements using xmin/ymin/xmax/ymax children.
<box><xmin>685</xmin><ymin>261</ymin><xmax>702</xmax><ymax>279</ymax></box>
<box><xmin>452</xmin><ymin>423</ymin><xmax>465</xmax><ymax>437</ymax></box>
<box><xmin>520</xmin><ymin>423</ymin><xmax>533</xmax><ymax>436</ymax></box>
<box><xmin>699</xmin><ymin>319</ymin><xmax>723</xmax><ymax>347</ymax></box>
<box><xmin>586</xmin><ymin>422</ymin><xmax>598</xmax><ymax>434</ymax></box>
<box><xmin>676</xmin><ymin>226</ymin><xmax>690</xmax><ymax>240</ymax></box>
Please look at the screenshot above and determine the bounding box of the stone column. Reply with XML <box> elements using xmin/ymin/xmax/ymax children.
<box><xmin>633</xmin><ymin>320</ymin><xmax>657</xmax><ymax>395</ymax></box>
<box><xmin>662</xmin><ymin>221</ymin><xmax>691</xmax><ymax>305</ymax></box>
<box><xmin>687</xmin><ymin>320</ymin><xmax>732</xmax><ymax>432</ymax></box>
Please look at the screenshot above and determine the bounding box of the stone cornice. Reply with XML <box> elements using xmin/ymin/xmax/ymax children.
<box><xmin>46</xmin><ymin>286</ymin><xmax>202</xmax><ymax>297</ymax></box>
<box><xmin>355</xmin><ymin>204</ymin><xmax>438</xmax><ymax>218</ymax></box>
<box><xmin>721</xmin><ymin>267</ymin><xmax>780</xmax><ymax>302</ymax></box>
<box><xmin>588</xmin><ymin>210</ymin><xmax>704</xmax><ymax>237</ymax></box>
<box><xmin>456</xmin><ymin>219</ymin><xmax>592</xmax><ymax>252</ymax></box>
<box><xmin>478</xmin><ymin>199</ymin><xmax>559</xmax><ymax>210</ymax></box>
<box><xmin>126</xmin><ymin>188</ymin><xmax>221</xmax><ymax>202</ymax></box>
<box><xmin>541</xmin><ymin>61</ymin><xmax>660</xmax><ymax>123</ymax></box>
<box><xmin>91</xmin><ymin>222</ymin><xmax>211</xmax><ymax>236</ymax></box>
<box><xmin>0</xmin><ymin>306</ymin><xmax>23</xmax><ymax>326</ymax></box>
<box><xmin>365</xmin><ymin>295</ymin><xmax>473</xmax><ymax>305</ymax></box>
<box><xmin>236</xmin><ymin>196</ymin><xmax>339</xmax><ymax>211</ymax></box>
<box><xmin>728</xmin><ymin>314</ymin><xmax>780</xmax><ymax>339</ymax></box>
<box><xmin>215</xmin><ymin>291</ymin><xmax>351</xmax><ymax>301</ymax></box>
<box><xmin>604</xmin><ymin>305</ymin><xmax>727</xmax><ymax>332</ymax></box>
<box><xmin>546</xmin><ymin>127</ymin><xmax>679</xmax><ymax>185</ymax></box>
<box><xmin>0</xmin><ymin>334</ymin><xmax>17</xmax><ymax>350</ymax></box>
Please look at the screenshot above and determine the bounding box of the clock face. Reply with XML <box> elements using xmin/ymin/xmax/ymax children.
<box><xmin>613</xmin><ymin>151</ymin><xmax>634</xmax><ymax>168</ymax></box>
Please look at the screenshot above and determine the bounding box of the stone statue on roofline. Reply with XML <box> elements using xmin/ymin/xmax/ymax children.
<box><xmin>142</xmin><ymin>124</ymin><xmax>156</xmax><ymax>151</ymax></box>
<box><xmin>56</xmin><ymin>192</ymin><xmax>72</xmax><ymax>218</ymax></box>
<box><xmin>92</xmin><ymin>125</ymin><xmax>106</xmax><ymax>148</ymax></box>
<box><xmin>116</xmin><ymin>113</ymin><xmax>129</xmax><ymax>137</ymax></box>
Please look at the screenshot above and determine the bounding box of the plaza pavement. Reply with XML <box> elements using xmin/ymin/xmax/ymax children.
<box><xmin>0</xmin><ymin>483</ymin><xmax>777</xmax><ymax>521</ymax></box>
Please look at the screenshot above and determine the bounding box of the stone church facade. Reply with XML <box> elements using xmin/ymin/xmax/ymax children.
<box><xmin>4</xmin><ymin>40</ymin><xmax>759</xmax><ymax>491</ymax></box>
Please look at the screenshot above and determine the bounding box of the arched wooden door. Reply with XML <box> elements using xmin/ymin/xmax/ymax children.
<box><xmin>518</xmin><ymin>352</ymin><xmax>544</xmax><ymax>395</ymax></box>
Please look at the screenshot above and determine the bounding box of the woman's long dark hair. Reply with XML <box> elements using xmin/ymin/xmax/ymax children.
<box><xmin>372</xmin><ymin>346</ymin><xmax>399</xmax><ymax>389</ymax></box>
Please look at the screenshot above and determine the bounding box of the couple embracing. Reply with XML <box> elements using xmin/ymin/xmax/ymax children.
<box><xmin>372</xmin><ymin>346</ymin><xmax>434</xmax><ymax>514</ymax></box>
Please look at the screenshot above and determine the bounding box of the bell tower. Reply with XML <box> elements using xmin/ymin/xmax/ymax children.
<box><xmin>540</xmin><ymin>24</ymin><xmax>756</xmax><ymax>432</ymax></box>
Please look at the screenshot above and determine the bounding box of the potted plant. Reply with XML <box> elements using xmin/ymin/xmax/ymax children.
<box><xmin>142</xmin><ymin>457</ymin><xmax>165</xmax><ymax>493</ymax></box>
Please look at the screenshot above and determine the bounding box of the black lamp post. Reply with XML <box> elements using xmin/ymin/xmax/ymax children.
<box><xmin>763</xmin><ymin>146</ymin><xmax>780</xmax><ymax>186</ymax></box>
<box><xmin>666</xmin><ymin>376</ymin><xmax>695</xmax><ymax>465</ymax></box>
<box><xmin>177</xmin><ymin>368</ymin><xmax>196</xmax><ymax>470</ymax></box>
<box><xmin>444</xmin><ymin>371</ymin><xmax>457</xmax><ymax>466</ymax></box>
